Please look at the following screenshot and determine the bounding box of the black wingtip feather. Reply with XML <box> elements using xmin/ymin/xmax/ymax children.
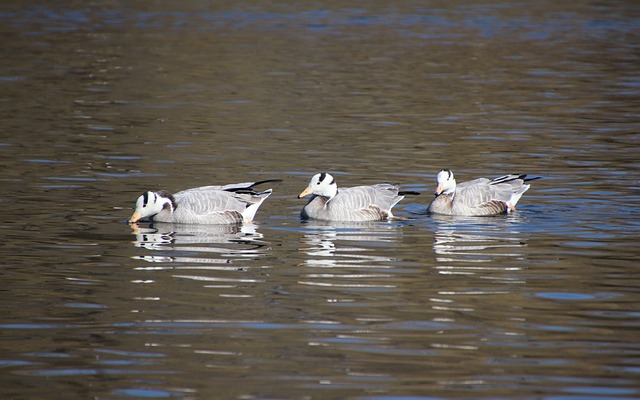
<box><xmin>492</xmin><ymin>174</ymin><xmax>542</xmax><ymax>185</ymax></box>
<box><xmin>225</xmin><ymin>180</ymin><xmax>282</xmax><ymax>195</ymax></box>
<box><xmin>251</xmin><ymin>179</ymin><xmax>283</xmax><ymax>187</ymax></box>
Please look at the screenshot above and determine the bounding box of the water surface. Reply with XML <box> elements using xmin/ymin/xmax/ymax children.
<box><xmin>1</xmin><ymin>1</ymin><xmax>639</xmax><ymax>399</ymax></box>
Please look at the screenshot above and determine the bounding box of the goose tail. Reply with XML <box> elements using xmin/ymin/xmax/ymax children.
<box><xmin>506</xmin><ymin>184</ymin><xmax>531</xmax><ymax>212</ymax></box>
<box><xmin>241</xmin><ymin>189</ymin><xmax>273</xmax><ymax>223</ymax></box>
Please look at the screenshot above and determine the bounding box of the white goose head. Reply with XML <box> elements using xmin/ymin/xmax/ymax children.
<box><xmin>435</xmin><ymin>169</ymin><xmax>456</xmax><ymax>196</ymax></box>
<box><xmin>129</xmin><ymin>190</ymin><xmax>177</xmax><ymax>223</ymax></box>
<box><xmin>298</xmin><ymin>172</ymin><xmax>338</xmax><ymax>201</ymax></box>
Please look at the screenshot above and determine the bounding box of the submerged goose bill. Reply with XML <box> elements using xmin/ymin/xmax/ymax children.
<box><xmin>427</xmin><ymin>169</ymin><xmax>539</xmax><ymax>216</ymax></box>
<box><xmin>298</xmin><ymin>172</ymin><xmax>419</xmax><ymax>222</ymax></box>
<box><xmin>129</xmin><ymin>179</ymin><xmax>281</xmax><ymax>225</ymax></box>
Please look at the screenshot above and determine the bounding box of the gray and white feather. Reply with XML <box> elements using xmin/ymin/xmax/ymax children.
<box><xmin>129</xmin><ymin>180</ymin><xmax>279</xmax><ymax>224</ymax></box>
<box><xmin>298</xmin><ymin>172</ymin><xmax>415</xmax><ymax>222</ymax></box>
<box><xmin>427</xmin><ymin>169</ymin><xmax>537</xmax><ymax>216</ymax></box>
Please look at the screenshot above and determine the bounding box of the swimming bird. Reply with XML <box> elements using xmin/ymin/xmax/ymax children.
<box><xmin>297</xmin><ymin>172</ymin><xmax>418</xmax><ymax>222</ymax></box>
<box><xmin>129</xmin><ymin>179</ymin><xmax>280</xmax><ymax>224</ymax></box>
<box><xmin>427</xmin><ymin>169</ymin><xmax>538</xmax><ymax>216</ymax></box>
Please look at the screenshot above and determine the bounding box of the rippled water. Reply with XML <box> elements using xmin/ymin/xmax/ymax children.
<box><xmin>1</xmin><ymin>1</ymin><xmax>639</xmax><ymax>399</ymax></box>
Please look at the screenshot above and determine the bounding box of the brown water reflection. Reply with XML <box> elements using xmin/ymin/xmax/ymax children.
<box><xmin>1</xmin><ymin>1</ymin><xmax>639</xmax><ymax>399</ymax></box>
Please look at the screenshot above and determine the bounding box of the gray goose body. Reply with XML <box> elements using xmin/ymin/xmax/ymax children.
<box><xmin>129</xmin><ymin>180</ymin><xmax>278</xmax><ymax>225</ymax></box>
<box><xmin>298</xmin><ymin>173</ymin><xmax>412</xmax><ymax>222</ymax></box>
<box><xmin>427</xmin><ymin>170</ymin><xmax>536</xmax><ymax>216</ymax></box>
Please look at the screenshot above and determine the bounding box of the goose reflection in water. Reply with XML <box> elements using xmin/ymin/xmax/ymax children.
<box><xmin>130</xmin><ymin>222</ymin><xmax>269</xmax><ymax>264</ymax></box>
<box><xmin>298</xmin><ymin>221</ymin><xmax>402</xmax><ymax>289</ymax></box>
<box><xmin>430</xmin><ymin>213</ymin><xmax>530</xmax><ymax>276</ymax></box>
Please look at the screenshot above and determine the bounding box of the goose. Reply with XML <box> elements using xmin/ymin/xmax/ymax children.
<box><xmin>427</xmin><ymin>169</ymin><xmax>538</xmax><ymax>216</ymax></box>
<box><xmin>297</xmin><ymin>172</ymin><xmax>418</xmax><ymax>222</ymax></box>
<box><xmin>129</xmin><ymin>179</ymin><xmax>280</xmax><ymax>225</ymax></box>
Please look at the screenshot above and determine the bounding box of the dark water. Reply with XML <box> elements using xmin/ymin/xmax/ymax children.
<box><xmin>1</xmin><ymin>1</ymin><xmax>639</xmax><ymax>399</ymax></box>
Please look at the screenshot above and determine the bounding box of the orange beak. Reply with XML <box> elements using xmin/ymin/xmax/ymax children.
<box><xmin>435</xmin><ymin>183</ymin><xmax>444</xmax><ymax>196</ymax></box>
<box><xmin>298</xmin><ymin>187</ymin><xmax>313</xmax><ymax>199</ymax></box>
<box><xmin>129</xmin><ymin>211</ymin><xmax>142</xmax><ymax>224</ymax></box>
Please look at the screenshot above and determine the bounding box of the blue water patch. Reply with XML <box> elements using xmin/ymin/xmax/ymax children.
<box><xmin>0</xmin><ymin>360</ymin><xmax>38</xmax><ymax>367</ymax></box>
<box><xmin>563</xmin><ymin>386</ymin><xmax>638</xmax><ymax>396</ymax></box>
<box><xmin>526</xmin><ymin>324</ymin><xmax>578</xmax><ymax>332</ymax></box>
<box><xmin>0</xmin><ymin>75</ymin><xmax>26</xmax><ymax>82</ymax></box>
<box><xmin>25</xmin><ymin>159</ymin><xmax>72</xmax><ymax>164</ymax></box>
<box><xmin>95</xmin><ymin>348</ymin><xmax>166</xmax><ymax>358</ymax></box>
<box><xmin>534</xmin><ymin>292</ymin><xmax>594</xmax><ymax>301</ymax></box>
<box><xmin>63</xmin><ymin>302</ymin><xmax>108</xmax><ymax>309</ymax></box>
<box><xmin>112</xmin><ymin>388</ymin><xmax>181</xmax><ymax>398</ymax></box>
<box><xmin>4</xmin><ymin>4</ymin><xmax>638</xmax><ymax>40</ymax></box>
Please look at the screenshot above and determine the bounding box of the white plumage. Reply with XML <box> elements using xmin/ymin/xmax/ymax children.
<box><xmin>129</xmin><ymin>180</ymin><xmax>279</xmax><ymax>225</ymax></box>
<box><xmin>427</xmin><ymin>169</ymin><xmax>538</xmax><ymax>216</ymax></box>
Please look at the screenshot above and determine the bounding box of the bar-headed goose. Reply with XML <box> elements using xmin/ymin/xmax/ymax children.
<box><xmin>129</xmin><ymin>179</ymin><xmax>280</xmax><ymax>225</ymax></box>
<box><xmin>427</xmin><ymin>169</ymin><xmax>538</xmax><ymax>216</ymax></box>
<box><xmin>297</xmin><ymin>172</ymin><xmax>418</xmax><ymax>222</ymax></box>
